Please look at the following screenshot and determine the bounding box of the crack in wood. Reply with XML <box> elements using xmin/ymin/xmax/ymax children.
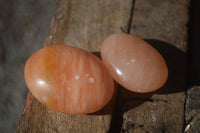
<box><xmin>127</xmin><ymin>0</ymin><xmax>135</xmax><ymax>34</ymax></box>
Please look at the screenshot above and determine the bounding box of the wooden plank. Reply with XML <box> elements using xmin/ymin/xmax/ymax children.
<box><xmin>120</xmin><ymin>0</ymin><xmax>189</xmax><ymax>132</ymax></box>
<box><xmin>16</xmin><ymin>0</ymin><xmax>133</xmax><ymax>132</ymax></box>
<box><xmin>48</xmin><ymin>0</ymin><xmax>133</xmax><ymax>51</ymax></box>
<box><xmin>131</xmin><ymin>0</ymin><xmax>188</xmax><ymax>51</ymax></box>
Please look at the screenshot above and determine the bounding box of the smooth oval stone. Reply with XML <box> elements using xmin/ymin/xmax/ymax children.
<box><xmin>101</xmin><ymin>33</ymin><xmax>168</xmax><ymax>93</ymax></box>
<box><xmin>24</xmin><ymin>45</ymin><xmax>114</xmax><ymax>114</ymax></box>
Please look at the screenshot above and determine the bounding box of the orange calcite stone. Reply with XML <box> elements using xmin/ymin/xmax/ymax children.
<box><xmin>101</xmin><ymin>33</ymin><xmax>168</xmax><ymax>93</ymax></box>
<box><xmin>24</xmin><ymin>45</ymin><xmax>114</xmax><ymax>114</ymax></box>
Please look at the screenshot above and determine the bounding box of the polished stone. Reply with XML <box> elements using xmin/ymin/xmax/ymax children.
<box><xmin>101</xmin><ymin>33</ymin><xmax>168</xmax><ymax>93</ymax></box>
<box><xmin>24</xmin><ymin>45</ymin><xmax>114</xmax><ymax>114</ymax></box>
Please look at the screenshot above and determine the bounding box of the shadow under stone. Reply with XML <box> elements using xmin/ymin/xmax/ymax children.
<box><xmin>146</xmin><ymin>39</ymin><xmax>187</xmax><ymax>94</ymax></box>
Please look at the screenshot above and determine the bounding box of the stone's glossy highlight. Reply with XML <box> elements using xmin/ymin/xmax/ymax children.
<box><xmin>24</xmin><ymin>45</ymin><xmax>114</xmax><ymax>115</ymax></box>
<box><xmin>101</xmin><ymin>33</ymin><xmax>168</xmax><ymax>93</ymax></box>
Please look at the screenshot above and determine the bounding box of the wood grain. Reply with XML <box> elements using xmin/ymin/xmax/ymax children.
<box><xmin>16</xmin><ymin>0</ymin><xmax>133</xmax><ymax>132</ymax></box>
<box><xmin>49</xmin><ymin>0</ymin><xmax>133</xmax><ymax>52</ymax></box>
<box><xmin>131</xmin><ymin>0</ymin><xmax>189</xmax><ymax>51</ymax></box>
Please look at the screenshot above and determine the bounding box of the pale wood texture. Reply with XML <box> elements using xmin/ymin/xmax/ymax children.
<box><xmin>49</xmin><ymin>0</ymin><xmax>133</xmax><ymax>52</ymax></box>
<box><xmin>120</xmin><ymin>0</ymin><xmax>189</xmax><ymax>132</ymax></box>
<box><xmin>16</xmin><ymin>0</ymin><xmax>133</xmax><ymax>132</ymax></box>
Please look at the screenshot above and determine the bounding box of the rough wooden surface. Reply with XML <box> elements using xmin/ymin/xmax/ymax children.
<box><xmin>131</xmin><ymin>0</ymin><xmax>189</xmax><ymax>51</ymax></box>
<box><xmin>16</xmin><ymin>0</ymin><xmax>191</xmax><ymax>132</ymax></box>
<box><xmin>48</xmin><ymin>0</ymin><xmax>133</xmax><ymax>51</ymax></box>
<box><xmin>120</xmin><ymin>0</ymin><xmax>189</xmax><ymax>132</ymax></box>
<box><xmin>16</xmin><ymin>0</ymin><xmax>133</xmax><ymax>132</ymax></box>
<box><xmin>185</xmin><ymin>86</ymin><xmax>200</xmax><ymax>133</ymax></box>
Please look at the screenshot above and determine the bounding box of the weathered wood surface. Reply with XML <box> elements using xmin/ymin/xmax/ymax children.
<box><xmin>48</xmin><ymin>0</ymin><xmax>133</xmax><ymax>51</ymax></box>
<box><xmin>120</xmin><ymin>0</ymin><xmax>189</xmax><ymax>133</ymax></box>
<box><xmin>16</xmin><ymin>0</ymin><xmax>191</xmax><ymax>132</ymax></box>
<box><xmin>16</xmin><ymin>0</ymin><xmax>133</xmax><ymax>132</ymax></box>
<box><xmin>185</xmin><ymin>86</ymin><xmax>200</xmax><ymax>133</ymax></box>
